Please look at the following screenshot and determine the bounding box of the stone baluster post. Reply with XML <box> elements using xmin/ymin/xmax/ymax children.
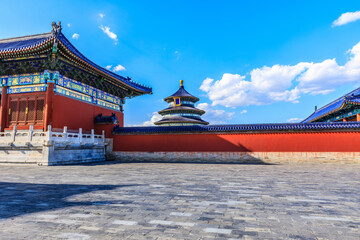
<box><xmin>63</xmin><ymin>126</ymin><xmax>68</xmax><ymax>140</ymax></box>
<box><xmin>47</xmin><ymin>125</ymin><xmax>52</xmax><ymax>141</ymax></box>
<box><xmin>28</xmin><ymin>125</ymin><xmax>33</xmax><ymax>142</ymax></box>
<box><xmin>102</xmin><ymin>130</ymin><xmax>105</xmax><ymax>143</ymax></box>
<box><xmin>12</xmin><ymin>125</ymin><xmax>17</xmax><ymax>142</ymax></box>
<box><xmin>91</xmin><ymin>129</ymin><xmax>95</xmax><ymax>142</ymax></box>
<box><xmin>79</xmin><ymin>128</ymin><xmax>82</xmax><ymax>143</ymax></box>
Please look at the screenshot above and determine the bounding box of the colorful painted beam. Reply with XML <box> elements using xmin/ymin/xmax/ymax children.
<box><xmin>8</xmin><ymin>84</ymin><xmax>46</xmax><ymax>94</ymax></box>
<box><xmin>325</xmin><ymin>108</ymin><xmax>360</xmax><ymax>122</ymax></box>
<box><xmin>0</xmin><ymin>71</ymin><xmax>123</xmax><ymax>112</ymax></box>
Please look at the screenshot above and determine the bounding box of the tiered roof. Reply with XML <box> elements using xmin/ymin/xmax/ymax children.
<box><xmin>302</xmin><ymin>87</ymin><xmax>360</xmax><ymax>123</ymax></box>
<box><xmin>0</xmin><ymin>22</ymin><xmax>152</xmax><ymax>98</ymax></box>
<box><xmin>155</xmin><ymin>80</ymin><xmax>208</xmax><ymax>126</ymax></box>
<box><xmin>164</xmin><ymin>84</ymin><xmax>199</xmax><ymax>102</ymax></box>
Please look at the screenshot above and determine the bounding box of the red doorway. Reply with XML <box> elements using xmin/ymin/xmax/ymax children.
<box><xmin>7</xmin><ymin>94</ymin><xmax>45</xmax><ymax>129</ymax></box>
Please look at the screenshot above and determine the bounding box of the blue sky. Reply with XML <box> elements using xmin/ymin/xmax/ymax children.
<box><xmin>1</xmin><ymin>1</ymin><xmax>360</xmax><ymax>125</ymax></box>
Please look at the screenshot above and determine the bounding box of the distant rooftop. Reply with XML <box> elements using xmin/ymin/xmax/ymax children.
<box><xmin>302</xmin><ymin>87</ymin><xmax>360</xmax><ymax>122</ymax></box>
<box><xmin>155</xmin><ymin>80</ymin><xmax>208</xmax><ymax>126</ymax></box>
<box><xmin>164</xmin><ymin>80</ymin><xmax>199</xmax><ymax>102</ymax></box>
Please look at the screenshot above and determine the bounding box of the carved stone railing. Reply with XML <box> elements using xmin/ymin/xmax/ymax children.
<box><xmin>0</xmin><ymin>125</ymin><xmax>105</xmax><ymax>146</ymax></box>
<box><xmin>0</xmin><ymin>125</ymin><xmax>107</xmax><ymax>165</ymax></box>
<box><xmin>48</xmin><ymin>126</ymin><xmax>105</xmax><ymax>144</ymax></box>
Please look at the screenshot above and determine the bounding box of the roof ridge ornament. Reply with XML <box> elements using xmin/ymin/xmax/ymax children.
<box><xmin>180</xmin><ymin>79</ymin><xmax>184</xmax><ymax>87</ymax></box>
<box><xmin>51</xmin><ymin>21</ymin><xmax>62</xmax><ymax>34</ymax></box>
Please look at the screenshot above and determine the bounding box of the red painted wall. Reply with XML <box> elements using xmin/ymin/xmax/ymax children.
<box><xmin>52</xmin><ymin>94</ymin><xmax>123</xmax><ymax>137</ymax></box>
<box><xmin>113</xmin><ymin>132</ymin><xmax>360</xmax><ymax>152</ymax></box>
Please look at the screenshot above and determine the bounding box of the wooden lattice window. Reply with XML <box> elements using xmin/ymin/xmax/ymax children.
<box><xmin>8</xmin><ymin>95</ymin><xmax>45</xmax><ymax>127</ymax></box>
<box><xmin>18</xmin><ymin>100</ymin><xmax>27</xmax><ymax>123</ymax></box>
<box><xmin>36</xmin><ymin>99</ymin><xmax>44</xmax><ymax>121</ymax></box>
<box><xmin>10</xmin><ymin>101</ymin><xmax>17</xmax><ymax>122</ymax></box>
<box><xmin>27</xmin><ymin>100</ymin><xmax>35</xmax><ymax>121</ymax></box>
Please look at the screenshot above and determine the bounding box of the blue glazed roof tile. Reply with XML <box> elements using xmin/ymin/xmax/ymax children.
<box><xmin>165</xmin><ymin>86</ymin><xmax>199</xmax><ymax>102</ymax></box>
<box><xmin>114</xmin><ymin>122</ymin><xmax>360</xmax><ymax>134</ymax></box>
<box><xmin>155</xmin><ymin>115</ymin><xmax>209</xmax><ymax>125</ymax></box>
<box><xmin>302</xmin><ymin>87</ymin><xmax>360</xmax><ymax>122</ymax></box>
<box><xmin>0</xmin><ymin>33</ymin><xmax>52</xmax><ymax>52</ymax></box>
<box><xmin>0</xmin><ymin>29</ymin><xmax>151</xmax><ymax>94</ymax></box>
<box><xmin>57</xmin><ymin>33</ymin><xmax>152</xmax><ymax>93</ymax></box>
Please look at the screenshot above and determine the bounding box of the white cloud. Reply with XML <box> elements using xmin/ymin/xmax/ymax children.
<box><xmin>251</xmin><ymin>63</ymin><xmax>310</xmax><ymax>92</ymax></box>
<box><xmin>240</xmin><ymin>110</ymin><xmax>247</xmax><ymax>114</ymax></box>
<box><xmin>67</xmin><ymin>23</ymin><xmax>71</xmax><ymax>27</ymax></box>
<box><xmin>287</xmin><ymin>117</ymin><xmax>302</xmax><ymax>123</ymax></box>
<box><xmin>72</xmin><ymin>33</ymin><xmax>80</xmax><ymax>40</ymax></box>
<box><xmin>113</xmin><ymin>64</ymin><xmax>126</xmax><ymax>72</ymax></box>
<box><xmin>100</xmin><ymin>25</ymin><xmax>118</xmax><ymax>42</ymax></box>
<box><xmin>200</xmin><ymin>64</ymin><xmax>308</xmax><ymax>107</ymax></box>
<box><xmin>298</xmin><ymin>42</ymin><xmax>360</xmax><ymax>94</ymax></box>
<box><xmin>105</xmin><ymin>64</ymin><xmax>126</xmax><ymax>72</ymax></box>
<box><xmin>99</xmin><ymin>13</ymin><xmax>105</xmax><ymax>18</ymax></box>
<box><xmin>200</xmin><ymin>41</ymin><xmax>360</xmax><ymax>108</ymax></box>
<box><xmin>332</xmin><ymin>11</ymin><xmax>360</xmax><ymax>27</ymax></box>
<box><xmin>197</xmin><ymin>103</ymin><xmax>234</xmax><ymax>124</ymax></box>
<box><xmin>142</xmin><ymin>112</ymin><xmax>162</xmax><ymax>126</ymax></box>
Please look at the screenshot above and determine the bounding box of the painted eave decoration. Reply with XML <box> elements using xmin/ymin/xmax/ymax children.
<box><xmin>0</xmin><ymin>22</ymin><xmax>152</xmax><ymax>98</ymax></box>
<box><xmin>302</xmin><ymin>87</ymin><xmax>360</xmax><ymax>123</ymax></box>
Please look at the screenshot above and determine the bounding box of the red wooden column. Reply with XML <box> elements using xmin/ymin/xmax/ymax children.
<box><xmin>43</xmin><ymin>82</ymin><xmax>54</xmax><ymax>131</ymax></box>
<box><xmin>0</xmin><ymin>86</ymin><xmax>8</xmax><ymax>131</ymax></box>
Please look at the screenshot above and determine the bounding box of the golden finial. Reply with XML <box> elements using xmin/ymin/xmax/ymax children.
<box><xmin>180</xmin><ymin>79</ymin><xmax>184</xmax><ymax>87</ymax></box>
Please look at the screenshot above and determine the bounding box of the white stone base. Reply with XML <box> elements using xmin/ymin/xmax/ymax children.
<box><xmin>0</xmin><ymin>127</ymin><xmax>107</xmax><ymax>166</ymax></box>
<box><xmin>0</xmin><ymin>144</ymin><xmax>106</xmax><ymax>166</ymax></box>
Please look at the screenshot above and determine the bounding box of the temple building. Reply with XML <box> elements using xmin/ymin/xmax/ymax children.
<box><xmin>302</xmin><ymin>87</ymin><xmax>360</xmax><ymax>123</ymax></box>
<box><xmin>0</xmin><ymin>22</ymin><xmax>152</xmax><ymax>135</ymax></box>
<box><xmin>154</xmin><ymin>80</ymin><xmax>208</xmax><ymax>126</ymax></box>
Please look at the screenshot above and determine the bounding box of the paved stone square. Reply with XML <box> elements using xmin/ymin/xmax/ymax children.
<box><xmin>0</xmin><ymin>162</ymin><xmax>359</xmax><ymax>239</ymax></box>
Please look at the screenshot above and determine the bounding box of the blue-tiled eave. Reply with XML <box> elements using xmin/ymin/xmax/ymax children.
<box><xmin>303</xmin><ymin>87</ymin><xmax>360</xmax><ymax>123</ymax></box>
<box><xmin>0</xmin><ymin>33</ymin><xmax>53</xmax><ymax>54</ymax></box>
<box><xmin>57</xmin><ymin>33</ymin><xmax>152</xmax><ymax>94</ymax></box>
<box><xmin>0</xmin><ymin>30</ymin><xmax>152</xmax><ymax>95</ymax></box>
<box><xmin>113</xmin><ymin>122</ymin><xmax>360</xmax><ymax>135</ymax></box>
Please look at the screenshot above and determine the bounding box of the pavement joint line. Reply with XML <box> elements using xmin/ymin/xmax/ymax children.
<box><xmin>170</xmin><ymin>212</ymin><xmax>192</xmax><ymax>217</ymax></box>
<box><xmin>204</xmin><ymin>228</ymin><xmax>232</xmax><ymax>234</ymax></box>
<box><xmin>300</xmin><ymin>216</ymin><xmax>351</xmax><ymax>221</ymax></box>
<box><xmin>112</xmin><ymin>220</ymin><xmax>138</xmax><ymax>225</ymax></box>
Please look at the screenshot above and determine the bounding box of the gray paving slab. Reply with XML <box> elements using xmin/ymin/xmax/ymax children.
<box><xmin>0</xmin><ymin>162</ymin><xmax>359</xmax><ymax>239</ymax></box>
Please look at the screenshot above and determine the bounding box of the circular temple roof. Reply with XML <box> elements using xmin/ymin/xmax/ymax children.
<box><xmin>154</xmin><ymin>115</ymin><xmax>209</xmax><ymax>126</ymax></box>
<box><xmin>164</xmin><ymin>80</ymin><xmax>199</xmax><ymax>102</ymax></box>
<box><xmin>155</xmin><ymin>80</ymin><xmax>208</xmax><ymax>126</ymax></box>
<box><xmin>158</xmin><ymin>106</ymin><xmax>205</xmax><ymax>115</ymax></box>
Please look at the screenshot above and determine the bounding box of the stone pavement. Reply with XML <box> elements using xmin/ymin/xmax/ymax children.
<box><xmin>0</xmin><ymin>162</ymin><xmax>359</xmax><ymax>240</ymax></box>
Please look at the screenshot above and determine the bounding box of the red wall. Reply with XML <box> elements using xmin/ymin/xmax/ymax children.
<box><xmin>52</xmin><ymin>94</ymin><xmax>123</xmax><ymax>137</ymax></box>
<box><xmin>113</xmin><ymin>131</ymin><xmax>360</xmax><ymax>152</ymax></box>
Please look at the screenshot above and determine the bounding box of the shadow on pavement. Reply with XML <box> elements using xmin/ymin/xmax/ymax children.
<box><xmin>0</xmin><ymin>182</ymin><xmax>137</xmax><ymax>219</ymax></box>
